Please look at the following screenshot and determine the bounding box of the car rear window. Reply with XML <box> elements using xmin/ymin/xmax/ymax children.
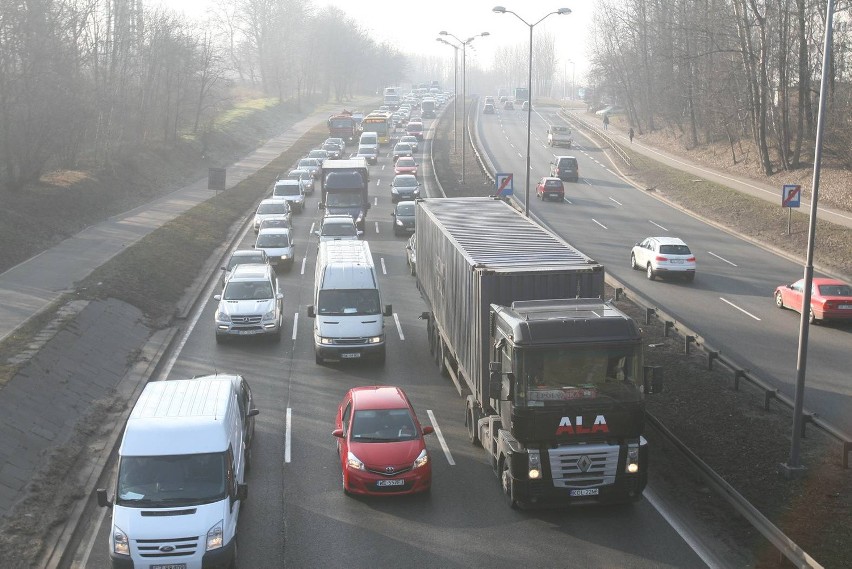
<box><xmin>818</xmin><ymin>284</ymin><xmax>852</xmax><ymax>296</ymax></box>
<box><xmin>545</xmin><ymin>180</ymin><xmax>562</xmax><ymax>188</ymax></box>
<box><xmin>659</xmin><ymin>245</ymin><xmax>692</xmax><ymax>255</ymax></box>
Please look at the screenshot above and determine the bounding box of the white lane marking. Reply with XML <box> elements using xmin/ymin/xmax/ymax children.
<box><xmin>426</xmin><ymin>410</ymin><xmax>455</xmax><ymax>466</ymax></box>
<box><xmin>381</xmin><ymin>257</ymin><xmax>387</xmax><ymax>275</ymax></box>
<box><xmin>649</xmin><ymin>220</ymin><xmax>669</xmax><ymax>231</ymax></box>
<box><xmin>300</xmin><ymin>256</ymin><xmax>306</xmax><ymax>275</ymax></box>
<box><xmin>609</xmin><ymin>197</ymin><xmax>623</xmax><ymax>206</ymax></box>
<box><xmin>720</xmin><ymin>297</ymin><xmax>761</xmax><ymax>321</ymax></box>
<box><xmin>285</xmin><ymin>408</ymin><xmax>292</xmax><ymax>464</ymax></box>
<box><xmin>582</xmin><ymin>179</ymin><xmax>593</xmax><ymax>186</ymax></box>
<box><xmin>309</xmin><ymin>222</ymin><xmax>315</xmax><ymax>234</ymax></box>
<box><xmin>564</xmin><ymin>198</ymin><xmax>573</xmax><ymax>204</ymax></box>
<box><xmin>644</xmin><ymin>487</ymin><xmax>727</xmax><ymax>569</ymax></box>
<box><xmin>393</xmin><ymin>313</ymin><xmax>404</xmax><ymax>340</ymax></box>
<box><xmin>592</xmin><ymin>219</ymin><xmax>608</xmax><ymax>230</ymax></box>
<box><xmin>291</xmin><ymin>313</ymin><xmax>298</xmax><ymax>340</ymax></box>
<box><xmin>374</xmin><ymin>196</ymin><xmax>378</xmax><ymax>206</ymax></box>
<box><xmin>374</xmin><ymin>221</ymin><xmax>380</xmax><ymax>234</ymax></box>
<box><xmin>707</xmin><ymin>251</ymin><xmax>738</xmax><ymax>266</ymax></box>
<box><xmin>381</xmin><ymin>164</ymin><xmax>386</xmax><ymax>171</ymax></box>
<box><xmin>376</xmin><ymin>178</ymin><xmax>381</xmax><ymax>186</ymax></box>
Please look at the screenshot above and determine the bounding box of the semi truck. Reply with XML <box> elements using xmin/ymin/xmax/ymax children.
<box><xmin>327</xmin><ymin>112</ymin><xmax>358</xmax><ymax>144</ymax></box>
<box><xmin>415</xmin><ymin>197</ymin><xmax>650</xmax><ymax>508</ymax></box>
<box><xmin>514</xmin><ymin>86</ymin><xmax>530</xmax><ymax>104</ymax></box>
<box><xmin>319</xmin><ymin>158</ymin><xmax>370</xmax><ymax>230</ymax></box>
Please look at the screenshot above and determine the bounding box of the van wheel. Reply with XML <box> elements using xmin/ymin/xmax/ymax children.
<box><xmin>315</xmin><ymin>352</ymin><xmax>324</xmax><ymax>365</ymax></box>
<box><xmin>229</xmin><ymin>539</ymin><xmax>238</xmax><ymax>569</ymax></box>
<box><xmin>245</xmin><ymin>447</ymin><xmax>252</xmax><ymax>475</ymax></box>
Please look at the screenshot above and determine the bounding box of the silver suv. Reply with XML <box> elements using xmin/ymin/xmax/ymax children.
<box><xmin>314</xmin><ymin>215</ymin><xmax>360</xmax><ymax>243</ymax></box>
<box><xmin>214</xmin><ymin>264</ymin><xmax>284</xmax><ymax>343</ymax></box>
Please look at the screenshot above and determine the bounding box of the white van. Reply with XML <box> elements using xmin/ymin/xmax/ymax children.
<box><xmin>97</xmin><ymin>375</ymin><xmax>259</xmax><ymax>569</ymax></box>
<box><xmin>307</xmin><ymin>241</ymin><xmax>392</xmax><ymax>364</ymax></box>
<box><xmin>359</xmin><ymin>131</ymin><xmax>379</xmax><ymax>154</ymax></box>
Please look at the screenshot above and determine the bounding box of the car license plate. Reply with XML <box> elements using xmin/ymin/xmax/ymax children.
<box><xmin>670</xmin><ymin>259</ymin><xmax>684</xmax><ymax>264</ymax></box>
<box><xmin>151</xmin><ymin>564</ymin><xmax>187</xmax><ymax>569</ymax></box>
<box><xmin>549</xmin><ymin>193</ymin><xmax>560</xmax><ymax>198</ymax></box>
<box><xmin>569</xmin><ymin>488</ymin><xmax>599</xmax><ymax>497</ymax></box>
<box><xmin>238</xmin><ymin>330</ymin><xmax>257</xmax><ymax>335</ymax></box>
<box><xmin>341</xmin><ymin>352</ymin><xmax>361</xmax><ymax>359</ymax></box>
<box><xmin>839</xmin><ymin>304</ymin><xmax>852</xmax><ymax>309</ymax></box>
<box><xmin>377</xmin><ymin>479</ymin><xmax>405</xmax><ymax>487</ymax></box>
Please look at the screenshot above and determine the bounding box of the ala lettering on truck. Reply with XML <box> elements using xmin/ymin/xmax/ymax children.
<box><xmin>555</xmin><ymin>415</ymin><xmax>609</xmax><ymax>435</ymax></box>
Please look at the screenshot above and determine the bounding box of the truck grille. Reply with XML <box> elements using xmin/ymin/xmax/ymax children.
<box><xmin>332</xmin><ymin>338</ymin><xmax>369</xmax><ymax>345</ymax></box>
<box><xmin>548</xmin><ymin>444</ymin><xmax>619</xmax><ymax>488</ymax></box>
<box><xmin>136</xmin><ymin>536</ymin><xmax>199</xmax><ymax>558</ymax></box>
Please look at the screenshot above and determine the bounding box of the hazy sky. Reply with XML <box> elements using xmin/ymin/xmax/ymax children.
<box><xmin>161</xmin><ymin>0</ymin><xmax>593</xmax><ymax>79</ymax></box>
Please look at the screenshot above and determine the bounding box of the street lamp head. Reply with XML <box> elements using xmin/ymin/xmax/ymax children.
<box><xmin>439</xmin><ymin>30</ymin><xmax>448</xmax><ymax>35</ymax></box>
<box><xmin>493</xmin><ymin>6</ymin><xmax>506</xmax><ymax>13</ymax></box>
<box><xmin>481</xmin><ymin>31</ymin><xmax>491</xmax><ymax>37</ymax></box>
<box><xmin>557</xmin><ymin>7</ymin><xmax>572</xmax><ymax>15</ymax></box>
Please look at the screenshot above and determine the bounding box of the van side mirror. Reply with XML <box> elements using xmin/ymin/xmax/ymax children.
<box><xmin>318</xmin><ymin>202</ymin><xmax>325</xmax><ymax>210</ymax></box>
<box><xmin>383</xmin><ymin>305</ymin><xmax>393</xmax><ymax>317</ymax></box>
<box><xmin>307</xmin><ymin>305</ymin><xmax>316</xmax><ymax>318</ymax></box>
<box><xmin>96</xmin><ymin>488</ymin><xmax>112</xmax><ymax>508</ymax></box>
<box><xmin>249</xmin><ymin>408</ymin><xmax>260</xmax><ymax>417</ymax></box>
<box><xmin>236</xmin><ymin>483</ymin><xmax>248</xmax><ymax>501</ymax></box>
<box><xmin>214</xmin><ymin>294</ymin><xmax>222</xmax><ymax>301</ymax></box>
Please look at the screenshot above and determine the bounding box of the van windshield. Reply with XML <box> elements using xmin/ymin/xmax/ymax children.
<box><xmin>116</xmin><ymin>452</ymin><xmax>227</xmax><ymax>507</ymax></box>
<box><xmin>318</xmin><ymin>289</ymin><xmax>380</xmax><ymax>315</ymax></box>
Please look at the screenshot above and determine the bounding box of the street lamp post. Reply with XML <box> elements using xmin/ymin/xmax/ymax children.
<box><xmin>493</xmin><ymin>6</ymin><xmax>571</xmax><ymax>216</ymax></box>
<box><xmin>436</xmin><ymin>38</ymin><xmax>459</xmax><ymax>153</ymax></box>
<box><xmin>439</xmin><ymin>30</ymin><xmax>489</xmax><ymax>184</ymax></box>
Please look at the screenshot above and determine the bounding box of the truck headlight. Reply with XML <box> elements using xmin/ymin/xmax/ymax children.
<box><xmin>347</xmin><ymin>451</ymin><xmax>365</xmax><ymax>471</ymax></box>
<box><xmin>112</xmin><ymin>525</ymin><xmax>130</xmax><ymax>556</ymax></box>
<box><xmin>528</xmin><ymin>450</ymin><xmax>542</xmax><ymax>479</ymax></box>
<box><xmin>626</xmin><ymin>441</ymin><xmax>640</xmax><ymax>474</ymax></box>
<box><xmin>206</xmin><ymin>520</ymin><xmax>224</xmax><ymax>551</ymax></box>
<box><xmin>413</xmin><ymin>449</ymin><xmax>429</xmax><ymax>469</ymax></box>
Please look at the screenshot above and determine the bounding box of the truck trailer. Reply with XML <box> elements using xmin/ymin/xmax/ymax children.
<box><xmin>415</xmin><ymin>197</ymin><xmax>649</xmax><ymax>508</ymax></box>
<box><xmin>319</xmin><ymin>158</ymin><xmax>370</xmax><ymax>230</ymax></box>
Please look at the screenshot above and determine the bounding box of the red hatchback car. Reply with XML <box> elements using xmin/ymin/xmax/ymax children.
<box><xmin>774</xmin><ymin>277</ymin><xmax>852</xmax><ymax>324</ymax></box>
<box><xmin>536</xmin><ymin>177</ymin><xmax>565</xmax><ymax>201</ymax></box>
<box><xmin>394</xmin><ymin>157</ymin><xmax>418</xmax><ymax>176</ymax></box>
<box><xmin>333</xmin><ymin>386</ymin><xmax>434</xmax><ymax>496</ymax></box>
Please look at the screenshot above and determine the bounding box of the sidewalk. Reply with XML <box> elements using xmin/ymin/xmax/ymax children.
<box><xmin>564</xmin><ymin>109</ymin><xmax>852</xmax><ymax>231</ymax></box>
<box><xmin>0</xmin><ymin>100</ymin><xmax>357</xmax><ymax>344</ymax></box>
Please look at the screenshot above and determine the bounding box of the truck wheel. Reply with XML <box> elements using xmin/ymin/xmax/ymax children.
<box><xmin>466</xmin><ymin>405</ymin><xmax>480</xmax><ymax>446</ymax></box>
<box><xmin>437</xmin><ymin>340</ymin><xmax>449</xmax><ymax>377</ymax></box>
<box><xmin>427</xmin><ymin>321</ymin><xmax>436</xmax><ymax>356</ymax></box>
<box><xmin>500</xmin><ymin>457</ymin><xmax>520</xmax><ymax>510</ymax></box>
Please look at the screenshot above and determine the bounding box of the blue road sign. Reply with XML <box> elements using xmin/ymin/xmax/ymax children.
<box><xmin>782</xmin><ymin>184</ymin><xmax>801</xmax><ymax>208</ymax></box>
<box><xmin>496</xmin><ymin>173</ymin><xmax>514</xmax><ymax>196</ymax></box>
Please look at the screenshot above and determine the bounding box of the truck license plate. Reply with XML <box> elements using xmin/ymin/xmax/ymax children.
<box><xmin>569</xmin><ymin>488</ymin><xmax>599</xmax><ymax>497</ymax></box>
<box><xmin>377</xmin><ymin>479</ymin><xmax>405</xmax><ymax>487</ymax></box>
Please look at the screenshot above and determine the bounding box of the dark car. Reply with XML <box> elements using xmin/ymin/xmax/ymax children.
<box><xmin>503</xmin><ymin>100</ymin><xmax>514</xmax><ymax>110</ymax></box>
<box><xmin>535</xmin><ymin>177</ymin><xmax>565</xmax><ymax>202</ymax></box>
<box><xmin>221</xmin><ymin>249</ymin><xmax>269</xmax><ymax>288</ymax></box>
<box><xmin>406</xmin><ymin>121</ymin><xmax>424</xmax><ymax>141</ymax></box>
<box><xmin>391</xmin><ymin>201</ymin><xmax>416</xmax><ymax>236</ymax></box>
<box><xmin>322</xmin><ymin>142</ymin><xmax>342</xmax><ymax>159</ymax></box>
<box><xmin>353</xmin><ymin>145</ymin><xmax>378</xmax><ymax>165</ymax></box>
<box><xmin>550</xmin><ymin>156</ymin><xmax>579</xmax><ymax>182</ymax></box>
<box><xmin>332</xmin><ymin>386</ymin><xmax>434</xmax><ymax>496</ymax></box>
<box><xmin>390</xmin><ymin>174</ymin><xmax>421</xmax><ymax>203</ymax></box>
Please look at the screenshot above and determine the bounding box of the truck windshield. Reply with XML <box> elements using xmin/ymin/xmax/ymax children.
<box><xmin>326</xmin><ymin>192</ymin><xmax>363</xmax><ymax>207</ymax></box>
<box><xmin>516</xmin><ymin>345</ymin><xmax>643</xmax><ymax>406</ymax></box>
<box><xmin>116</xmin><ymin>452</ymin><xmax>227</xmax><ymax>507</ymax></box>
<box><xmin>318</xmin><ymin>289</ymin><xmax>380</xmax><ymax>315</ymax></box>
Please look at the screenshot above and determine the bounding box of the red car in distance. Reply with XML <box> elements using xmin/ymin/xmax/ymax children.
<box><xmin>333</xmin><ymin>386</ymin><xmax>434</xmax><ymax>496</ymax></box>
<box><xmin>774</xmin><ymin>277</ymin><xmax>852</xmax><ymax>324</ymax></box>
<box><xmin>394</xmin><ymin>157</ymin><xmax>418</xmax><ymax>176</ymax></box>
<box><xmin>536</xmin><ymin>177</ymin><xmax>565</xmax><ymax>202</ymax></box>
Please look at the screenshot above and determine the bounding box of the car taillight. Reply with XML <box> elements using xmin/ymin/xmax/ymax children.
<box><xmin>655</xmin><ymin>255</ymin><xmax>668</xmax><ymax>262</ymax></box>
<box><xmin>687</xmin><ymin>256</ymin><xmax>696</xmax><ymax>262</ymax></box>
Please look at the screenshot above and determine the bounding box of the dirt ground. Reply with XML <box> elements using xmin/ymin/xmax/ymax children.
<box><xmin>433</xmin><ymin>104</ymin><xmax>851</xmax><ymax>568</ymax></box>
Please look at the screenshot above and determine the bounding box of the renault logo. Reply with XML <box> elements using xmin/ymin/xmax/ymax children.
<box><xmin>577</xmin><ymin>455</ymin><xmax>592</xmax><ymax>472</ymax></box>
<box><xmin>159</xmin><ymin>545</ymin><xmax>176</xmax><ymax>553</ymax></box>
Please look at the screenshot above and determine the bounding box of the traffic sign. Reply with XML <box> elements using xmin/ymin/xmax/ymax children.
<box><xmin>782</xmin><ymin>184</ymin><xmax>801</xmax><ymax>208</ymax></box>
<box><xmin>495</xmin><ymin>173</ymin><xmax>514</xmax><ymax>196</ymax></box>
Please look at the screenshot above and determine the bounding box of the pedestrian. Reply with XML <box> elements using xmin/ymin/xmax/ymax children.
<box><xmin>602</xmin><ymin>114</ymin><xmax>609</xmax><ymax>130</ymax></box>
<box><xmin>628</xmin><ymin>127</ymin><xmax>635</xmax><ymax>143</ymax></box>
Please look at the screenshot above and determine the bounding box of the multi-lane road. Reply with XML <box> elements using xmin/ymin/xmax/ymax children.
<box><xmin>66</xmin><ymin>112</ymin><xmax>746</xmax><ymax>568</ymax></box>
<box><xmin>476</xmin><ymin>102</ymin><xmax>852</xmax><ymax>437</ymax></box>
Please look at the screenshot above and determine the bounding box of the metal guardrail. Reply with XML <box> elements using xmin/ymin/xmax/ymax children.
<box><xmin>558</xmin><ymin>108</ymin><xmax>631</xmax><ymax>167</ymax></box>
<box><xmin>465</xmin><ymin>108</ymin><xmax>835</xmax><ymax>569</ymax></box>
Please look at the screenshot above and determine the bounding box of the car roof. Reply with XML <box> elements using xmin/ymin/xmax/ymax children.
<box><xmin>229</xmin><ymin>263</ymin><xmax>273</xmax><ymax>279</ymax></box>
<box><xmin>275</xmin><ymin>179</ymin><xmax>300</xmax><ymax>186</ymax></box>
<box><xmin>231</xmin><ymin>249</ymin><xmax>265</xmax><ymax>258</ymax></box>
<box><xmin>540</xmin><ymin>176</ymin><xmax>563</xmax><ymax>182</ymax></box>
<box><xmin>323</xmin><ymin>215</ymin><xmax>356</xmax><ymax>224</ymax></box>
<box><xmin>257</xmin><ymin>227</ymin><xmax>291</xmax><ymax>235</ymax></box>
<box><xmin>648</xmin><ymin>236</ymin><xmax>688</xmax><ymax>246</ymax></box>
<box><xmin>259</xmin><ymin>198</ymin><xmax>288</xmax><ymax>205</ymax></box>
<box><xmin>350</xmin><ymin>386</ymin><xmax>410</xmax><ymax>410</ymax></box>
<box><xmin>393</xmin><ymin>174</ymin><xmax>418</xmax><ymax>182</ymax></box>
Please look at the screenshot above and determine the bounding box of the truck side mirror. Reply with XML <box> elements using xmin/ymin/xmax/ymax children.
<box><xmin>307</xmin><ymin>305</ymin><xmax>316</xmax><ymax>318</ymax></box>
<box><xmin>96</xmin><ymin>488</ymin><xmax>112</xmax><ymax>508</ymax></box>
